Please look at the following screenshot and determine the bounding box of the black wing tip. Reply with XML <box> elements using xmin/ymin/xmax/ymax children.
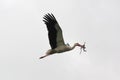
<box><xmin>43</xmin><ymin>13</ymin><xmax>57</xmax><ymax>24</ymax></box>
<box><xmin>43</xmin><ymin>13</ymin><xmax>56</xmax><ymax>20</ymax></box>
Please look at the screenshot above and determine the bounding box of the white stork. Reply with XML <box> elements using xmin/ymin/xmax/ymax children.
<box><xmin>40</xmin><ymin>13</ymin><xmax>86</xmax><ymax>59</ymax></box>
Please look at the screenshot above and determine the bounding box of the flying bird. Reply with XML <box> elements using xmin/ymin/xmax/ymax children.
<box><xmin>40</xmin><ymin>13</ymin><xmax>86</xmax><ymax>59</ymax></box>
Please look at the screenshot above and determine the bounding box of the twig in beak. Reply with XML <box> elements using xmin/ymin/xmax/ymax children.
<box><xmin>80</xmin><ymin>42</ymin><xmax>87</xmax><ymax>54</ymax></box>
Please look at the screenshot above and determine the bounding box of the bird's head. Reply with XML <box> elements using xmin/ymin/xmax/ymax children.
<box><xmin>75</xmin><ymin>42</ymin><xmax>87</xmax><ymax>52</ymax></box>
<box><xmin>75</xmin><ymin>43</ymin><xmax>81</xmax><ymax>47</ymax></box>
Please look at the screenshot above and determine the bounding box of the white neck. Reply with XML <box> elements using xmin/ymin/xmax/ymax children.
<box><xmin>71</xmin><ymin>44</ymin><xmax>77</xmax><ymax>50</ymax></box>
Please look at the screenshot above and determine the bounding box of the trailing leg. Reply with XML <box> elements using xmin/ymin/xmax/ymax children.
<box><xmin>39</xmin><ymin>54</ymin><xmax>50</xmax><ymax>59</ymax></box>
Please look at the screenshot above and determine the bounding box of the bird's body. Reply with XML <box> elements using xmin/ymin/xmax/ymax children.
<box><xmin>40</xmin><ymin>13</ymin><xmax>86</xmax><ymax>59</ymax></box>
<box><xmin>53</xmin><ymin>45</ymin><xmax>70</xmax><ymax>53</ymax></box>
<box><xmin>47</xmin><ymin>45</ymin><xmax>71</xmax><ymax>54</ymax></box>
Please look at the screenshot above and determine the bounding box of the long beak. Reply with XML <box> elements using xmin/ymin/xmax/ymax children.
<box><xmin>77</xmin><ymin>43</ymin><xmax>82</xmax><ymax>47</ymax></box>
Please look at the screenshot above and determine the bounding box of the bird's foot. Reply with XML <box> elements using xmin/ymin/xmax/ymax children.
<box><xmin>39</xmin><ymin>56</ymin><xmax>45</xmax><ymax>59</ymax></box>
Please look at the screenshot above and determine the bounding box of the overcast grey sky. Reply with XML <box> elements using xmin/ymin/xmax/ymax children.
<box><xmin>0</xmin><ymin>0</ymin><xmax>120</xmax><ymax>80</ymax></box>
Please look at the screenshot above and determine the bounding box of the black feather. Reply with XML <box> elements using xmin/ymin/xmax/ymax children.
<box><xmin>43</xmin><ymin>13</ymin><xmax>58</xmax><ymax>49</ymax></box>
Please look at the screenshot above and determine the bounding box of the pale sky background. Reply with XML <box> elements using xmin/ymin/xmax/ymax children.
<box><xmin>0</xmin><ymin>0</ymin><xmax>120</xmax><ymax>80</ymax></box>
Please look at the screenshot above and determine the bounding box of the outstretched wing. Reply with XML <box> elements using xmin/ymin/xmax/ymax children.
<box><xmin>43</xmin><ymin>13</ymin><xmax>65</xmax><ymax>49</ymax></box>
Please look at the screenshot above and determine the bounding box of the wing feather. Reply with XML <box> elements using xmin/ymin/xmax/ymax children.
<box><xmin>43</xmin><ymin>13</ymin><xmax>65</xmax><ymax>49</ymax></box>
